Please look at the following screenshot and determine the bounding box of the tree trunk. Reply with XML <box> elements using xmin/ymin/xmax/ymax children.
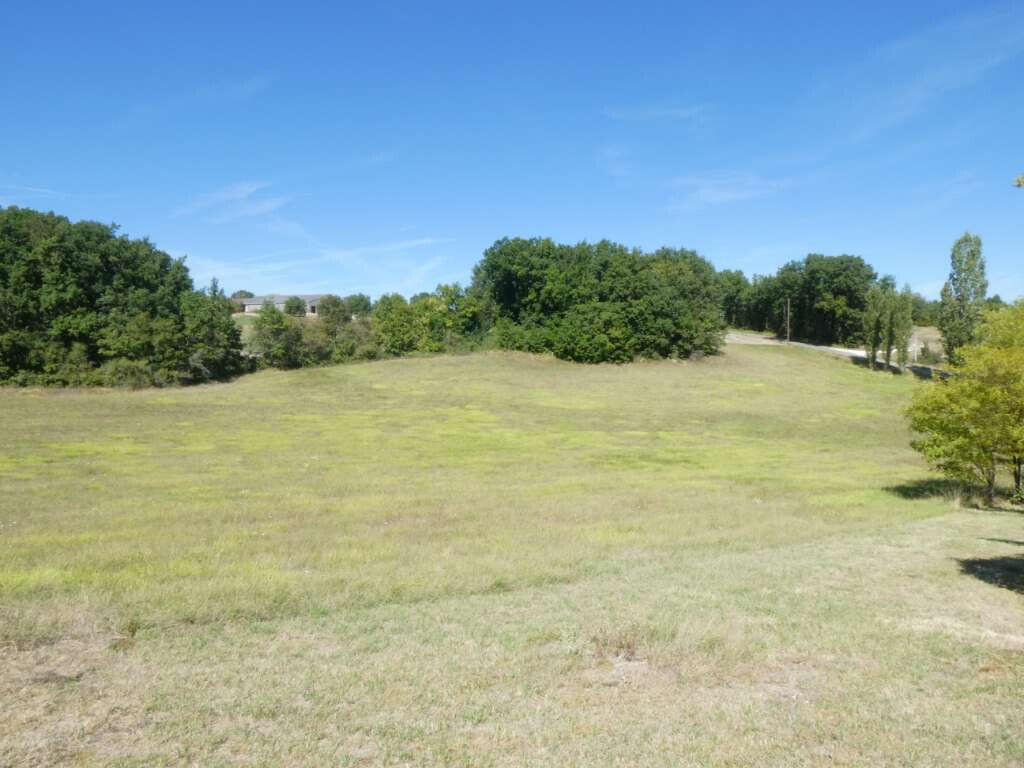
<box><xmin>983</xmin><ymin>464</ymin><xmax>997</xmax><ymax>508</ymax></box>
<box><xmin>1014</xmin><ymin>456</ymin><xmax>1023</xmax><ymax>501</ymax></box>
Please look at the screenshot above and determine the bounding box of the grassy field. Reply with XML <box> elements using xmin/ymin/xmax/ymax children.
<box><xmin>2</xmin><ymin>344</ymin><xmax>1022</xmax><ymax>766</ymax></box>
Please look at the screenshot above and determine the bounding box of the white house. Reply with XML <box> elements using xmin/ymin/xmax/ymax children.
<box><xmin>240</xmin><ymin>295</ymin><xmax>327</xmax><ymax>316</ymax></box>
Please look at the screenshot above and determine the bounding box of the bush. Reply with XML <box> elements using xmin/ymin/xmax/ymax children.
<box><xmin>0</xmin><ymin>207</ymin><xmax>243</xmax><ymax>386</ymax></box>
<box><xmin>472</xmin><ymin>238</ymin><xmax>724</xmax><ymax>362</ymax></box>
<box><xmin>918</xmin><ymin>342</ymin><xmax>943</xmax><ymax>365</ymax></box>
<box><xmin>283</xmin><ymin>296</ymin><xmax>307</xmax><ymax>316</ymax></box>
<box><xmin>97</xmin><ymin>358</ymin><xmax>159</xmax><ymax>389</ymax></box>
<box><xmin>250</xmin><ymin>303</ymin><xmax>304</xmax><ymax>368</ymax></box>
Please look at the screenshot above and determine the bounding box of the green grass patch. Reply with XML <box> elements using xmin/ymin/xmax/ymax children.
<box><xmin>1</xmin><ymin>345</ymin><xmax>1021</xmax><ymax>765</ymax></box>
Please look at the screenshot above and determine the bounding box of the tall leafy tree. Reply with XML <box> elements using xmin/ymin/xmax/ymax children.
<box><xmin>862</xmin><ymin>284</ymin><xmax>887</xmax><ymax>369</ymax></box>
<box><xmin>908</xmin><ymin>301</ymin><xmax>1024</xmax><ymax>504</ymax></box>
<box><xmin>283</xmin><ymin>296</ymin><xmax>307</xmax><ymax>316</ymax></box>
<box><xmin>971</xmin><ymin>302</ymin><xmax>1024</xmax><ymax>498</ymax></box>
<box><xmin>0</xmin><ymin>206</ymin><xmax>242</xmax><ymax>385</ymax></box>
<box><xmin>250</xmin><ymin>302</ymin><xmax>304</xmax><ymax>368</ymax></box>
<box><xmin>716</xmin><ymin>269</ymin><xmax>751</xmax><ymax>327</ymax></box>
<box><xmin>473</xmin><ymin>237</ymin><xmax>724</xmax><ymax>362</ymax></box>
<box><xmin>891</xmin><ymin>285</ymin><xmax>915</xmax><ymax>370</ymax></box>
<box><xmin>908</xmin><ymin>375</ymin><xmax>1004</xmax><ymax>505</ymax></box>
<box><xmin>937</xmin><ymin>232</ymin><xmax>987</xmax><ymax>363</ymax></box>
<box><xmin>373</xmin><ymin>294</ymin><xmax>418</xmax><ymax>355</ymax></box>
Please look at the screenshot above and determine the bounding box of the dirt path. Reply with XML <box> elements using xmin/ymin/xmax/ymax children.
<box><xmin>725</xmin><ymin>330</ymin><xmax>945</xmax><ymax>379</ymax></box>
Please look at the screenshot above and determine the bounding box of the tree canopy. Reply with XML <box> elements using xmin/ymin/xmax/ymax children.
<box><xmin>938</xmin><ymin>232</ymin><xmax>987</xmax><ymax>363</ymax></box>
<box><xmin>909</xmin><ymin>301</ymin><xmax>1024</xmax><ymax>504</ymax></box>
<box><xmin>0</xmin><ymin>206</ymin><xmax>243</xmax><ymax>386</ymax></box>
<box><xmin>472</xmin><ymin>238</ymin><xmax>724</xmax><ymax>362</ymax></box>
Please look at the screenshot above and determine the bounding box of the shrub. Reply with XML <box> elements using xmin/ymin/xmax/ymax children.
<box><xmin>283</xmin><ymin>296</ymin><xmax>307</xmax><ymax>316</ymax></box>
<box><xmin>472</xmin><ymin>238</ymin><xmax>724</xmax><ymax>362</ymax></box>
<box><xmin>0</xmin><ymin>207</ymin><xmax>243</xmax><ymax>386</ymax></box>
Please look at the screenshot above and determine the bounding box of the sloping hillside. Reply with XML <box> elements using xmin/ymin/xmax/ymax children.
<box><xmin>2</xmin><ymin>346</ymin><xmax>1021</xmax><ymax>766</ymax></box>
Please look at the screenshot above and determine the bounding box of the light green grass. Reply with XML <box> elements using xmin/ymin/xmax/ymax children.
<box><xmin>2</xmin><ymin>345</ymin><xmax>1022</xmax><ymax>766</ymax></box>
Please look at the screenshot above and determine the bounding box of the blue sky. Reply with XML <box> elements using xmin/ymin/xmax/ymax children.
<box><xmin>2</xmin><ymin>1</ymin><xmax>1022</xmax><ymax>299</ymax></box>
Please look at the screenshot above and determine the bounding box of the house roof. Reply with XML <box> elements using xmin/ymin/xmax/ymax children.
<box><xmin>240</xmin><ymin>294</ymin><xmax>327</xmax><ymax>306</ymax></box>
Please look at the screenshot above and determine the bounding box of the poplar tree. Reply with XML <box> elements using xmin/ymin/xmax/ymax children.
<box><xmin>891</xmin><ymin>285</ymin><xmax>915</xmax><ymax>370</ymax></box>
<box><xmin>863</xmin><ymin>284</ymin><xmax>886</xmax><ymax>370</ymax></box>
<box><xmin>938</xmin><ymin>233</ymin><xmax>987</xmax><ymax>364</ymax></box>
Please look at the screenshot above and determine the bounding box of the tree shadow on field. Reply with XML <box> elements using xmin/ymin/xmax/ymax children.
<box><xmin>959</xmin><ymin>555</ymin><xmax>1024</xmax><ymax>595</ymax></box>
<box><xmin>884</xmin><ymin>477</ymin><xmax>962</xmax><ymax>500</ymax></box>
<box><xmin>847</xmin><ymin>356</ymin><xmax>946</xmax><ymax>380</ymax></box>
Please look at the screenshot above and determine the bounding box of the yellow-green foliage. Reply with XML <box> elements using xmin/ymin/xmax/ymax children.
<box><xmin>909</xmin><ymin>302</ymin><xmax>1024</xmax><ymax>502</ymax></box>
<box><xmin>2</xmin><ymin>346</ymin><xmax>1022</xmax><ymax>766</ymax></box>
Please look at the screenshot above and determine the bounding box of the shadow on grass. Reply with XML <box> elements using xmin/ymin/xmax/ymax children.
<box><xmin>884</xmin><ymin>478</ymin><xmax>962</xmax><ymax>500</ymax></box>
<box><xmin>959</xmin><ymin>556</ymin><xmax>1024</xmax><ymax>594</ymax></box>
<box><xmin>847</xmin><ymin>356</ymin><xmax>947</xmax><ymax>380</ymax></box>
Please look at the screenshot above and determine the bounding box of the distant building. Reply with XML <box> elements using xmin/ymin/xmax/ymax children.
<box><xmin>240</xmin><ymin>294</ymin><xmax>327</xmax><ymax>316</ymax></box>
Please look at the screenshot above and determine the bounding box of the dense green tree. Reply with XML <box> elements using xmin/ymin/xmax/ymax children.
<box><xmin>863</xmin><ymin>284</ymin><xmax>887</xmax><ymax>369</ymax></box>
<box><xmin>316</xmin><ymin>294</ymin><xmax>350</xmax><ymax>335</ymax></box>
<box><xmin>0</xmin><ymin>206</ymin><xmax>242</xmax><ymax>385</ymax></box>
<box><xmin>1016</xmin><ymin>174</ymin><xmax>1023</xmax><ymax>187</ymax></box>
<box><xmin>891</xmin><ymin>285</ymin><xmax>915</xmax><ymax>369</ymax></box>
<box><xmin>283</xmin><ymin>296</ymin><xmax>307</xmax><ymax>316</ymax></box>
<box><xmin>230</xmin><ymin>289</ymin><xmax>254</xmax><ymax>299</ymax></box>
<box><xmin>910</xmin><ymin>293</ymin><xmax>940</xmax><ymax>326</ymax></box>
<box><xmin>716</xmin><ymin>269</ymin><xmax>751</xmax><ymax>327</ymax></box>
<box><xmin>179</xmin><ymin>279</ymin><xmax>245</xmax><ymax>381</ymax></box>
<box><xmin>938</xmin><ymin>232</ymin><xmax>987</xmax><ymax>363</ymax></box>
<box><xmin>865</xmin><ymin>282</ymin><xmax>923</xmax><ymax>371</ymax></box>
<box><xmin>472</xmin><ymin>238</ymin><xmax>723</xmax><ymax>362</ymax></box>
<box><xmin>373</xmin><ymin>294</ymin><xmax>418</xmax><ymax>355</ymax></box>
<box><xmin>972</xmin><ymin>302</ymin><xmax>1024</xmax><ymax>498</ymax></box>
<box><xmin>742</xmin><ymin>255</ymin><xmax>876</xmax><ymax>344</ymax></box>
<box><xmin>908</xmin><ymin>375</ymin><xmax>1004</xmax><ymax>505</ymax></box>
<box><xmin>344</xmin><ymin>293</ymin><xmax>373</xmax><ymax>316</ymax></box>
<box><xmin>250</xmin><ymin>302</ymin><xmax>304</xmax><ymax>368</ymax></box>
<box><xmin>908</xmin><ymin>301</ymin><xmax>1024</xmax><ymax>504</ymax></box>
<box><xmin>985</xmin><ymin>294</ymin><xmax>1007</xmax><ymax>311</ymax></box>
<box><xmin>779</xmin><ymin>255</ymin><xmax>877</xmax><ymax>345</ymax></box>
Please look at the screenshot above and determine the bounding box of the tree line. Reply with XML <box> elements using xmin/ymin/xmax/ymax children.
<box><xmin>2</xmin><ymin>205</ymin><xmax>1015</xmax><ymax>388</ymax></box>
<box><xmin>244</xmin><ymin>238</ymin><xmax>725</xmax><ymax>367</ymax></box>
<box><xmin>0</xmin><ymin>207</ymin><xmax>243</xmax><ymax>386</ymax></box>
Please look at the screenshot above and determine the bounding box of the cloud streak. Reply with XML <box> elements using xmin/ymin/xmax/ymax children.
<box><xmin>826</xmin><ymin>5</ymin><xmax>1024</xmax><ymax>141</ymax></box>
<box><xmin>171</xmin><ymin>181</ymin><xmax>296</xmax><ymax>222</ymax></box>
<box><xmin>184</xmin><ymin>236</ymin><xmax>454</xmax><ymax>297</ymax></box>
<box><xmin>669</xmin><ymin>172</ymin><xmax>791</xmax><ymax>206</ymax></box>
<box><xmin>603</xmin><ymin>105</ymin><xmax>708</xmax><ymax>123</ymax></box>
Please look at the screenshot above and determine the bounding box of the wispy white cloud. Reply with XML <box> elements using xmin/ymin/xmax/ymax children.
<box><xmin>603</xmin><ymin>105</ymin><xmax>708</xmax><ymax>123</ymax></box>
<box><xmin>320</xmin><ymin>237</ymin><xmax>454</xmax><ymax>262</ymax></box>
<box><xmin>208</xmin><ymin>195</ymin><xmax>291</xmax><ymax>223</ymax></box>
<box><xmin>0</xmin><ymin>183</ymin><xmax>114</xmax><ymax>202</ymax></box>
<box><xmin>827</xmin><ymin>5</ymin><xmax>1024</xmax><ymax>141</ymax></box>
<box><xmin>172</xmin><ymin>181</ymin><xmax>296</xmax><ymax>223</ymax></box>
<box><xmin>172</xmin><ymin>181</ymin><xmax>271</xmax><ymax>218</ymax></box>
<box><xmin>669</xmin><ymin>172</ymin><xmax>792</xmax><ymax>206</ymax></box>
<box><xmin>0</xmin><ymin>184</ymin><xmax>62</xmax><ymax>196</ymax></box>
<box><xmin>185</xmin><ymin>235</ymin><xmax>455</xmax><ymax>296</ymax></box>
